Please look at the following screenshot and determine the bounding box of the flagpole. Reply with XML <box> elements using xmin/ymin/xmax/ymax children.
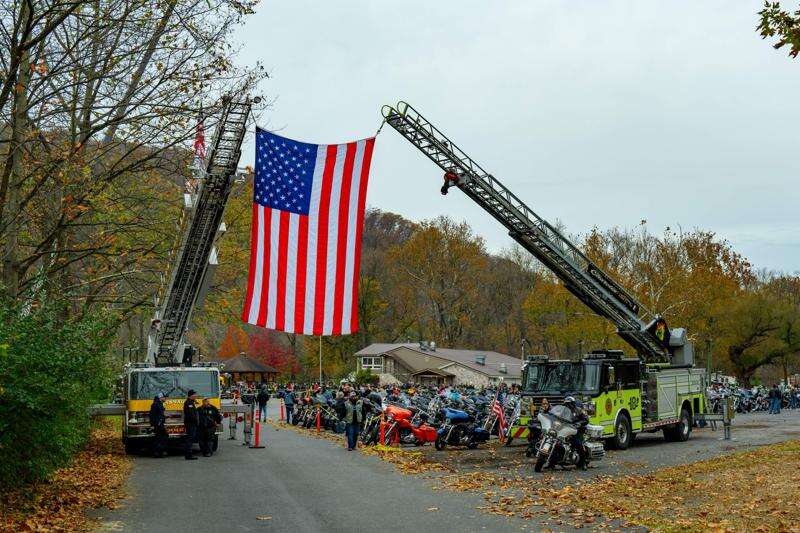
<box><xmin>318</xmin><ymin>335</ymin><xmax>322</xmax><ymax>385</ymax></box>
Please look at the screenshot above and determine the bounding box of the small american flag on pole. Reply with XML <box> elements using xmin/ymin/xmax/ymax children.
<box><xmin>492</xmin><ymin>396</ymin><xmax>507</xmax><ymax>442</ymax></box>
<box><xmin>241</xmin><ymin>129</ymin><xmax>375</xmax><ymax>335</ymax></box>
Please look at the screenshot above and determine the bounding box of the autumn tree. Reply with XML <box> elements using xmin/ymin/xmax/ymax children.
<box><xmin>759</xmin><ymin>1</ymin><xmax>800</xmax><ymax>57</ymax></box>
<box><xmin>217</xmin><ymin>324</ymin><xmax>248</xmax><ymax>359</ymax></box>
<box><xmin>0</xmin><ymin>0</ymin><xmax>266</xmax><ymax>328</ymax></box>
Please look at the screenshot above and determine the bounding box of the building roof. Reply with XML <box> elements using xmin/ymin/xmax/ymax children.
<box><xmin>410</xmin><ymin>367</ymin><xmax>455</xmax><ymax>377</ymax></box>
<box><xmin>355</xmin><ymin>342</ymin><xmax>522</xmax><ymax>378</ymax></box>
<box><xmin>213</xmin><ymin>353</ymin><xmax>279</xmax><ymax>374</ymax></box>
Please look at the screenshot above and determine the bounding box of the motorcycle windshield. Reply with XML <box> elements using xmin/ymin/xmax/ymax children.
<box><xmin>548</xmin><ymin>404</ymin><xmax>577</xmax><ymax>422</ymax></box>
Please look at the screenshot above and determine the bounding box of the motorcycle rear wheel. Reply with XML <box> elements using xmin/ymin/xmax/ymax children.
<box><xmin>434</xmin><ymin>437</ymin><xmax>446</xmax><ymax>451</ymax></box>
<box><xmin>534</xmin><ymin>453</ymin><xmax>547</xmax><ymax>472</ymax></box>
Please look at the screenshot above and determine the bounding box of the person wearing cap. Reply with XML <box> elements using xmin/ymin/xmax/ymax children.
<box><xmin>342</xmin><ymin>392</ymin><xmax>363</xmax><ymax>451</ymax></box>
<box><xmin>149</xmin><ymin>393</ymin><xmax>167</xmax><ymax>458</ymax></box>
<box><xmin>183</xmin><ymin>390</ymin><xmax>200</xmax><ymax>460</ymax></box>
<box><xmin>198</xmin><ymin>398</ymin><xmax>222</xmax><ymax>457</ymax></box>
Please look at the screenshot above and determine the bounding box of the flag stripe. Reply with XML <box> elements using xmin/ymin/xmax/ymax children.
<box><xmin>265</xmin><ymin>210</ymin><xmax>280</xmax><ymax>329</ymax></box>
<box><xmin>312</xmin><ymin>145</ymin><xmax>338</xmax><ymax>335</ymax></box>
<box><xmin>349</xmin><ymin>138</ymin><xmax>375</xmax><ymax>332</ymax></box>
<box><xmin>332</xmin><ymin>142</ymin><xmax>356</xmax><ymax>335</ymax></box>
<box><xmin>244</xmin><ymin>129</ymin><xmax>374</xmax><ymax>337</ymax></box>
<box><xmin>256</xmin><ymin>207</ymin><xmax>272</xmax><ymax>326</ymax></box>
<box><xmin>241</xmin><ymin>202</ymin><xmax>260</xmax><ymax>322</ymax></box>
<box><xmin>284</xmin><ymin>213</ymin><xmax>299</xmax><ymax>333</ymax></box>
<box><xmin>275</xmin><ymin>210</ymin><xmax>291</xmax><ymax>331</ymax></box>
<box><xmin>294</xmin><ymin>214</ymin><xmax>309</xmax><ymax>333</ymax></box>
<box><xmin>322</xmin><ymin>144</ymin><xmax>346</xmax><ymax>335</ymax></box>
<box><xmin>303</xmin><ymin>145</ymin><xmax>327</xmax><ymax>334</ymax></box>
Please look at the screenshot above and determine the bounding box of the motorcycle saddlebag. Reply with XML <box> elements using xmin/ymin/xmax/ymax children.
<box><xmin>418</xmin><ymin>426</ymin><xmax>438</xmax><ymax>441</ymax></box>
<box><xmin>585</xmin><ymin>441</ymin><xmax>605</xmax><ymax>460</ymax></box>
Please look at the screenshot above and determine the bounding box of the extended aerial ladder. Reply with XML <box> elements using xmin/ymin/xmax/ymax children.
<box><xmin>147</xmin><ymin>96</ymin><xmax>253</xmax><ymax>366</ymax></box>
<box><xmin>382</xmin><ymin>101</ymin><xmax>694</xmax><ymax>365</ymax></box>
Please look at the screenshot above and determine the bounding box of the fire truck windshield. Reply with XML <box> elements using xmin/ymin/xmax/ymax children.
<box><xmin>527</xmin><ymin>362</ymin><xmax>601</xmax><ymax>395</ymax></box>
<box><xmin>129</xmin><ymin>370</ymin><xmax>219</xmax><ymax>400</ymax></box>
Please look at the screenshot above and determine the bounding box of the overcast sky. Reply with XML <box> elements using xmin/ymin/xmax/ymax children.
<box><xmin>237</xmin><ymin>1</ymin><xmax>799</xmax><ymax>273</ymax></box>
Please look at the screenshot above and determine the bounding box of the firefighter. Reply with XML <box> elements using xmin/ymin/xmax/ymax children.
<box><xmin>149</xmin><ymin>393</ymin><xmax>167</xmax><ymax>458</ymax></box>
<box><xmin>183</xmin><ymin>389</ymin><xmax>200</xmax><ymax>460</ymax></box>
<box><xmin>198</xmin><ymin>398</ymin><xmax>222</xmax><ymax>457</ymax></box>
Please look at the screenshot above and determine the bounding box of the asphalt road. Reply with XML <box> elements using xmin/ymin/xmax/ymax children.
<box><xmin>93</xmin><ymin>402</ymin><xmax>528</xmax><ymax>533</ymax></box>
<box><xmin>94</xmin><ymin>405</ymin><xmax>800</xmax><ymax>533</ymax></box>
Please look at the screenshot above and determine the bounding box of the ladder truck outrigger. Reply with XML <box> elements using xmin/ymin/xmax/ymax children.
<box><xmin>121</xmin><ymin>96</ymin><xmax>253</xmax><ymax>455</ymax></box>
<box><xmin>382</xmin><ymin>101</ymin><xmax>706</xmax><ymax>449</ymax></box>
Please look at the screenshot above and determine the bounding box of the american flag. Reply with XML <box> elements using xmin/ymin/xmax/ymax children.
<box><xmin>492</xmin><ymin>397</ymin><xmax>507</xmax><ymax>441</ymax></box>
<box><xmin>193</xmin><ymin>114</ymin><xmax>206</xmax><ymax>163</ymax></box>
<box><xmin>241</xmin><ymin>128</ymin><xmax>375</xmax><ymax>335</ymax></box>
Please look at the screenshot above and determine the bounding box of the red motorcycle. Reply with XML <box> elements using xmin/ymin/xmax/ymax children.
<box><xmin>382</xmin><ymin>404</ymin><xmax>438</xmax><ymax>446</ymax></box>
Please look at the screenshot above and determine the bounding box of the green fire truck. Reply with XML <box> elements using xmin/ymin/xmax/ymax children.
<box><xmin>522</xmin><ymin>351</ymin><xmax>705</xmax><ymax>448</ymax></box>
<box><xmin>382</xmin><ymin>101</ymin><xmax>708</xmax><ymax>449</ymax></box>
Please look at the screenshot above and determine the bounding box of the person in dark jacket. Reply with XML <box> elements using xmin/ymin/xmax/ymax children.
<box><xmin>149</xmin><ymin>393</ymin><xmax>167</xmax><ymax>458</ymax></box>
<box><xmin>283</xmin><ymin>388</ymin><xmax>295</xmax><ymax>424</ymax></box>
<box><xmin>343</xmin><ymin>392</ymin><xmax>364</xmax><ymax>451</ymax></box>
<box><xmin>563</xmin><ymin>396</ymin><xmax>589</xmax><ymax>470</ymax></box>
<box><xmin>183</xmin><ymin>389</ymin><xmax>200</xmax><ymax>460</ymax></box>
<box><xmin>198</xmin><ymin>398</ymin><xmax>222</xmax><ymax>457</ymax></box>
<box><xmin>257</xmin><ymin>387</ymin><xmax>269</xmax><ymax>422</ymax></box>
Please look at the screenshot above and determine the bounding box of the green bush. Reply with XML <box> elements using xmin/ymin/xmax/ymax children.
<box><xmin>353</xmin><ymin>368</ymin><xmax>379</xmax><ymax>386</ymax></box>
<box><xmin>0</xmin><ymin>302</ymin><xmax>114</xmax><ymax>489</ymax></box>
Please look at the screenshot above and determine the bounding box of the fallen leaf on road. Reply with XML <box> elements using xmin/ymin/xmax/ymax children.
<box><xmin>427</xmin><ymin>507</ymin><xmax>439</xmax><ymax>512</ymax></box>
<box><xmin>256</xmin><ymin>516</ymin><xmax>272</xmax><ymax>520</ymax></box>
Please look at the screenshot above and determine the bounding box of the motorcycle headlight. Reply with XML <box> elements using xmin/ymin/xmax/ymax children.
<box><xmin>585</xmin><ymin>402</ymin><xmax>596</xmax><ymax>416</ymax></box>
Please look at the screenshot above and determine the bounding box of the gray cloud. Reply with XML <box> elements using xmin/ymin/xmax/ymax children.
<box><xmin>237</xmin><ymin>0</ymin><xmax>799</xmax><ymax>272</ymax></box>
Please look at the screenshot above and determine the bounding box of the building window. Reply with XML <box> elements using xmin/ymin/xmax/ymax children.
<box><xmin>361</xmin><ymin>356</ymin><xmax>383</xmax><ymax>372</ymax></box>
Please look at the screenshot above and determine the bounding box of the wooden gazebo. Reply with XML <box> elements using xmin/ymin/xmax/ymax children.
<box><xmin>216</xmin><ymin>353</ymin><xmax>279</xmax><ymax>384</ymax></box>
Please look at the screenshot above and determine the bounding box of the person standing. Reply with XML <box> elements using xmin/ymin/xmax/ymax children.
<box><xmin>198</xmin><ymin>398</ymin><xmax>222</xmax><ymax>457</ymax></box>
<box><xmin>343</xmin><ymin>392</ymin><xmax>363</xmax><ymax>451</ymax></box>
<box><xmin>257</xmin><ymin>386</ymin><xmax>269</xmax><ymax>422</ymax></box>
<box><xmin>183</xmin><ymin>390</ymin><xmax>200</xmax><ymax>460</ymax></box>
<box><xmin>283</xmin><ymin>387</ymin><xmax>295</xmax><ymax>425</ymax></box>
<box><xmin>149</xmin><ymin>393</ymin><xmax>167</xmax><ymax>458</ymax></box>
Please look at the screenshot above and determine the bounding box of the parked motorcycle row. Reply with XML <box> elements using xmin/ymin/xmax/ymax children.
<box><xmin>707</xmin><ymin>383</ymin><xmax>800</xmax><ymax>414</ymax></box>
<box><xmin>285</xmin><ymin>387</ymin><xmax>605</xmax><ymax>472</ymax></box>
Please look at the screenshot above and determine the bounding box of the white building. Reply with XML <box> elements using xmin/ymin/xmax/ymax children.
<box><xmin>354</xmin><ymin>342</ymin><xmax>522</xmax><ymax>387</ymax></box>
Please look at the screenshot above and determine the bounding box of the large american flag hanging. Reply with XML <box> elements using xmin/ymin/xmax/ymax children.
<box><xmin>241</xmin><ymin>128</ymin><xmax>375</xmax><ymax>335</ymax></box>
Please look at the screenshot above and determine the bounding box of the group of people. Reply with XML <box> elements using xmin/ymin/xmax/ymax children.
<box><xmin>148</xmin><ymin>390</ymin><xmax>222</xmax><ymax>460</ymax></box>
<box><xmin>270</xmin><ymin>381</ymin><xmax>520</xmax><ymax>451</ymax></box>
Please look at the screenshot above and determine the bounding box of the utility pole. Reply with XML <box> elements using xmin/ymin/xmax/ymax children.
<box><xmin>706</xmin><ymin>338</ymin><xmax>713</xmax><ymax>378</ymax></box>
<box><xmin>521</xmin><ymin>338</ymin><xmax>531</xmax><ymax>362</ymax></box>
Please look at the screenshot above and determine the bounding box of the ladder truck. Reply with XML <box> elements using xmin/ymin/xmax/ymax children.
<box><xmin>121</xmin><ymin>96</ymin><xmax>252</xmax><ymax>454</ymax></box>
<box><xmin>382</xmin><ymin>101</ymin><xmax>706</xmax><ymax>449</ymax></box>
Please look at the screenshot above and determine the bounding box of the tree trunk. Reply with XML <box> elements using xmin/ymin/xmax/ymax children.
<box><xmin>2</xmin><ymin>8</ymin><xmax>32</xmax><ymax>300</ymax></box>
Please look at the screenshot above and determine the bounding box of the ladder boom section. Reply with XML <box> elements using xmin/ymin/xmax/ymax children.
<box><xmin>152</xmin><ymin>97</ymin><xmax>252</xmax><ymax>366</ymax></box>
<box><xmin>382</xmin><ymin>101</ymin><xmax>668</xmax><ymax>361</ymax></box>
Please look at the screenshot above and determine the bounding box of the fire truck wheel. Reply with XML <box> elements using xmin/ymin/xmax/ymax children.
<box><xmin>611</xmin><ymin>415</ymin><xmax>632</xmax><ymax>450</ymax></box>
<box><xmin>667</xmin><ymin>408</ymin><xmax>692</xmax><ymax>442</ymax></box>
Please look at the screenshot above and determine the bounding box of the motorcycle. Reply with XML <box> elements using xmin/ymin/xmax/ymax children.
<box><xmin>434</xmin><ymin>407</ymin><xmax>491</xmax><ymax>450</ymax></box>
<box><xmin>382</xmin><ymin>404</ymin><xmax>438</xmax><ymax>446</ymax></box>
<box><xmin>529</xmin><ymin>404</ymin><xmax>605</xmax><ymax>472</ymax></box>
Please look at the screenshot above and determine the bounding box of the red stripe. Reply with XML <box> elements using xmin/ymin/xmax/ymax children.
<box><xmin>331</xmin><ymin>143</ymin><xmax>357</xmax><ymax>335</ymax></box>
<box><xmin>313</xmin><ymin>145</ymin><xmax>338</xmax><ymax>335</ymax></box>
<box><xmin>349</xmin><ymin>138</ymin><xmax>375</xmax><ymax>332</ymax></box>
<box><xmin>257</xmin><ymin>208</ymin><xmax>273</xmax><ymax>327</ymax></box>
<box><xmin>275</xmin><ymin>211</ymin><xmax>291</xmax><ymax>331</ymax></box>
<box><xmin>294</xmin><ymin>214</ymin><xmax>309</xmax><ymax>333</ymax></box>
<box><xmin>241</xmin><ymin>202</ymin><xmax>259</xmax><ymax>322</ymax></box>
